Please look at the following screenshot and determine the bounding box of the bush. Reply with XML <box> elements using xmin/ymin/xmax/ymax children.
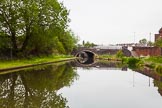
<box><xmin>127</xmin><ymin>57</ymin><xmax>141</xmax><ymax>67</ymax></box>
<box><xmin>155</xmin><ymin>65</ymin><xmax>162</xmax><ymax>75</ymax></box>
<box><xmin>146</xmin><ymin>63</ymin><xmax>156</xmax><ymax>69</ymax></box>
<box><xmin>116</xmin><ymin>50</ymin><xmax>124</xmax><ymax>58</ymax></box>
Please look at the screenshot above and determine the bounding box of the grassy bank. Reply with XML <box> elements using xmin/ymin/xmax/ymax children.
<box><xmin>97</xmin><ymin>54</ymin><xmax>122</xmax><ymax>61</ymax></box>
<box><xmin>120</xmin><ymin>56</ymin><xmax>162</xmax><ymax>76</ymax></box>
<box><xmin>144</xmin><ymin>56</ymin><xmax>162</xmax><ymax>64</ymax></box>
<box><xmin>143</xmin><ymin>57</ymin><xmax>162</xmax><ymax>75</ymax></box>
<box><xmin>96</xmin><ymin>53</ymin><xmax>162</xmax><ymax>77</ymax></box>
<box><xmin>94</xmin><ymin>53</ymin><xmax>162</xmax><ymax>75</ymax></box>
<box><xmin>97</xmin><ymin>54</ymin><xmax>140</xmax><ymax>69</ymax></box>
<box><xmin>0</xmin><ymin>55</ymin><xmax>75</xmax><ymax>70</ymax></box>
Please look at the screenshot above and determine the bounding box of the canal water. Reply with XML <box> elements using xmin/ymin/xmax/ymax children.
<box><xmin>0</xmin><ymin>60</ymin><xmax>162</xmax><ymax>108</ymax></box>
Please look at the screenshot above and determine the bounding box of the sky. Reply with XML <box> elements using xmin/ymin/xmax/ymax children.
<box><xmin>61</xmin><ymin>0</ymin><xmax>162</xmax><ymax>45</ymax></box>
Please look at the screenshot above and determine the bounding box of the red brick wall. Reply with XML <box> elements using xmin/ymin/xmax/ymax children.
<box><xmin>133</xmin><ymin>47</ymin><xmax>162</xmax><ymax>56</ymax></box>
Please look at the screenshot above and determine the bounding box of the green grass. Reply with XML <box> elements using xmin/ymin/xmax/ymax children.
<box><xmin>138</xmin><ymin>56</ymin><xmax>162</xmax><ymax>76</ymax></box>
<box><xmin>144</xmin><ymin>56</ymin><xmax>162</xmax><ymax>64</ymax></box>
<box><xmin>143</xmin><ymin>56</ymin><xmax>162</xmax><ymax>69</ymax></box>
<box><xmin>0</xmin><ymin>55</ymin><xmax>74</xmax><ymax>69</ymax></box>
<box><xmin>155</xmin><ymin>65</ymin><xmax>162</xmax><ymax>76</ymax></box>
<box><xmin>97</xmin><ymin>54</ymin><xmax>119</xmax><ymax>59</ymax></box>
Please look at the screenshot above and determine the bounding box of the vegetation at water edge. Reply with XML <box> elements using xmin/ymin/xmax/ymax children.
<box><xmin>0</xmin><ymin>55</ymin><xmax>74</xmax><ymax>69</ymax></box>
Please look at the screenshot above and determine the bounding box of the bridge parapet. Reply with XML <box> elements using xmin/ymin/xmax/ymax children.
<box><xmin>72</xmin><ymin>47</ymin><xmax>131</xmax><ymax>57</ymax></box>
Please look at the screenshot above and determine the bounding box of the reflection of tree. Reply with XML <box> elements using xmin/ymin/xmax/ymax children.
<box><xmin>0</xmin><ymin>63</ymin><xmax>78</xmax><ymax>108</ymax></box>
<box><xmin>134</xmin><ymin>67</ymin><xmax>162</xmax><ymax>97</ymax></box>
<box><xmin>72</xmin><ymin>60</ymin><xmax>127</xmax><ymax>70</ymax></box>
<box><xmin>154</xmin><ymin>80</ymin><xmax>162</xmax><ymax>96</ymax></box>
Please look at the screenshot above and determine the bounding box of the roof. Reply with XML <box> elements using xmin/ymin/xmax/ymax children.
<box><xmin>94</xmin><ymin>45</ymin><xmax>122</xmax><ymax>49</ymax></box>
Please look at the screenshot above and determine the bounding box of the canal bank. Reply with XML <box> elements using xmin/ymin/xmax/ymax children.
<box><xmin>0</xmin><ymin>55</ymin><xmax>76</xmax><ymax>74</ymax></box>
<box><xmin>96</xmin><ymin>54</ymin><xmax>162</xmax><ymax>76</ymax></box>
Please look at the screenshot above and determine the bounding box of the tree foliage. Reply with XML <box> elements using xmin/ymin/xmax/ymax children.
<box><xmin>116</xmin><ymin>50</ymin><xmax>124</xmax><ymax>58</ymax></box>
<box><xmin>147</xmin><ymin>41</ymin><xmax>154</xmax><ymax>46</ymax></box>
<box><xmin>82</xmin><ymin>41</ymin><xmax>97</xmax><ymax>48</ymax></box>
<box><xmin>139</xmin><ymin>38</ymin><xmax>154</xmax><ymax>46</ymax></box>
<box><xmin>154</xmin><ymin>38</ymin><xmax>162</xmax><ymax>47</ymax></box>
<box><xmin>139</xmin><ymin>38</ymin><xmax>147</xmax><ymax>46</ymax></box>
<box><xmin>0</xmin><ymin>0</ymin><xmax>77</xmax><ymax>57</ymax></box>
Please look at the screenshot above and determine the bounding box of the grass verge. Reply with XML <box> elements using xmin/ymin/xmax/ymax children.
<box><xmin>97</xmin><ymin>54</ymin><xmax>122</xmax><ymax>61</ymax></box>
<box><xmin>0</xmin><ymin>55</ymin><xmax>75</xmax><ymax>70</ymax></box>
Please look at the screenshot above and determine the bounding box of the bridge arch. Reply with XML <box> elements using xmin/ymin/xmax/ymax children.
<box><xmin>75</xmin><ymin>50</ymin><xmax>96</xmax><ymax>64</ymax></box>
<box><xmin>75</xmin><ymin>50</ymin><xmax>96</xmax><ymax>58</ymax></box>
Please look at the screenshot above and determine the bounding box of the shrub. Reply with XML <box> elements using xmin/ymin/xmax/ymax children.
<box><xmin>127</xmin><ymin>57</ymin><xmax>141</xmax><ymax>67</ymax></box>
<box><xmin>116</xmin><ymin>50</ymin><xmax>124</xmax><ymax>58</ymax></box>
<box><xmin>155</xmin><ymin>65</ymin><xmax>162</xmax><ymax>75</ymax></box>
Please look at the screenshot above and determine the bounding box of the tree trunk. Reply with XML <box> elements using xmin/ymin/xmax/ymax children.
<box><xmin>20</xmin><ymin>27</ymin><xmax>30</xmax><ymax>52</ymax></box>
<box><xmin>11</xmin><ymin>31</ymin><xmax>18</xmax><ymax>55</ymax></box>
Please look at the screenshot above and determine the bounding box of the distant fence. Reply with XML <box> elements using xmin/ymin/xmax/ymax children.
<box><xmin>132</xmin><ymin>47</ymin><xmax>162</xmax><ymax>56</ymax></box>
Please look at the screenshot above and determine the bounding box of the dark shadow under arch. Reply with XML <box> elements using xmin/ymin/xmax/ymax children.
<box><xmin>75</xmin><ymin>50</ymin><xmax>96</xmax><ymax>64</ymax></box>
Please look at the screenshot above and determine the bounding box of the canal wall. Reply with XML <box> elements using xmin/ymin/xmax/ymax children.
<box><xmin>135</xmin><ymin>68</ymin><xmax>162</xmax><ymax>81</ymax></box>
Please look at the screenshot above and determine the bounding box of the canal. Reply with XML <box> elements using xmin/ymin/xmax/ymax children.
<box><xmin>0</xmin><ymin>60</ymin><xmax>162</xmax><ymax>108</ymax></box>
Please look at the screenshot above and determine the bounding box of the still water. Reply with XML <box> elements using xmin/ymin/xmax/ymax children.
<box><xmin>0</xmin><ymin>61</ymin><xmax>162</xmax><ymax>108</ymax></box>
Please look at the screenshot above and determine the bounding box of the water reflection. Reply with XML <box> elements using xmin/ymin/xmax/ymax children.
<box><xmin>154</xmin><ymin>80</ymin><xmax>162</xmax><ymax>96</ymax></box>
<box><xmin>73</xmin><ymin>59</ymin><xmax>162</xmax><ymax>97</ymax></box>
<box><xmin>73</xmin><ymin>59</ymin><xmax>127</xmax><ymax>71</ymax></box>
<box><xmin>0</xmin><ymin>60</ymin><xmax>162</xmax><ymax>108</ymax></box>
<box><xmin>133</xmin><ymin>67</ymin><xmax>162</xmax><ymax>96</ymax></box>
<box><xmin>61</xmin><ymin>61</ymin><xmax>162</xmax><ymax>108</ymax></box>
<box><xmin>0</xmin><ymin>62</ymin><xmax>78</xmax><ymax>108</ymax></box>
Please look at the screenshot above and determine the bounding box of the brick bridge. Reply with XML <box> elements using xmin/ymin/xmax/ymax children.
<box><xmin>72</xmin><ymin>47</ymin><xmax>132</xmax><ymax>58</ymax></box>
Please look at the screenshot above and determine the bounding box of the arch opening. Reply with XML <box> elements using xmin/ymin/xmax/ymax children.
<box><xmin>76</xmin><ymin>50</ymin><xmax>95</xmax><ymax>64</ymax></box>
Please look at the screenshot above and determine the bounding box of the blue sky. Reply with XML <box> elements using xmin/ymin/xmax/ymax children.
<box><xmin>61</xmin><ymin>0</ymin><xmax>162</xmax><ymax>45</ymax></box>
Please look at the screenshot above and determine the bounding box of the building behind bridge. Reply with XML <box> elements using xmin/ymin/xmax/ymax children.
<box><xmin>116</xmin><ymin>27</ymin><xmax>162</xmax><ymax>57</ymax></box>
<box><xmin>74</xmin><ymin>27</ymin><xmax>162</xmax><ymax>57</ymax></box>
<box><xmin>132</xmin><ymin>27</ymin><xmax>162</xmax><ymax>57</ymax></box>
<box><xmin>155</xmin><ymin>27</ymin><xmax>162</xmax><ymax>42</ymax></box>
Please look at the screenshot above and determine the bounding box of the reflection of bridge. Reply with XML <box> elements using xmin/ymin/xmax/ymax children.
<box><xmin>71</xmin><ymin>61</ymin><xmax>127</xmax><ymax>71</ymax></box>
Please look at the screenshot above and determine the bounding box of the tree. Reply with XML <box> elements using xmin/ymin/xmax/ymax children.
<box><xmin>57</xmin><ymin>30</ymin><xmax>78</xmax><ymax>54</ymax></box>
<box><xmin>147</xmin><ymin>41</ymin><xmax>154</xmax><ymax>46</ymax></box>
<box><xmin>0</xmin><ymin>0</ymin><xmax>76</xmax><ymax>57</ymax></box>
<box><xmin>82</xmin><ymin>40</ymin><xmax>85</xmax><ymax>46</ymax></box>
<box><xmin>154</xmin><ymin>38</ymin><xmax>162</xmax><ymax>47</ymax></box>
<box><xmin>139</xmin><ymin>38</ymin><xmax>147</xmax><ymax>46</ymax></box>
<box><xmin>83</xmin><ymin>41</ymin><xmax>97</xmax><ymax>48</ymax></box>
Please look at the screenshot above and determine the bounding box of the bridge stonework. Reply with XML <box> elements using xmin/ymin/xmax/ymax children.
<box><xmin>72</xmin><ymin>47</ymin><xmax>131</xmax><ymax>57</ymax></box>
